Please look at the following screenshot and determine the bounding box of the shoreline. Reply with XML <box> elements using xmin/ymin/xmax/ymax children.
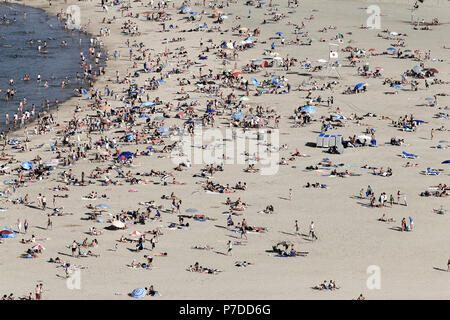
<box><xmin>7</xmin><ymin>0</ymin><xmax>110</xmax><ymax>140</ymax></box>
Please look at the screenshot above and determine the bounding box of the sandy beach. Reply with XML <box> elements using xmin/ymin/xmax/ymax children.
<box><xmin>0</xmin><ymin>0</ymin><xmax>449</xmax><ymax>300</ymax></box>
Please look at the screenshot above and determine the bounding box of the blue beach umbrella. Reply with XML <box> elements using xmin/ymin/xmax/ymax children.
<box><xmin>158</xmin><ymin>127</ymin><xmax>168</xmax><ymax>133</ymax></box>
<box><xmin>205</xmin><ymin>109</ymin><xmax>215</xmax><ymax>113</ymax></box>
<box><xmin>354</xmin><ymin>83</ymin><xmax>366</xmax><ymax>90</ymax></box>
<box><xmin>96</xmin><ymin>204</ymin><xmax>110</xmax><ymax>209</ymax></box>
<box><xmin>141</xmin><ymin>102</ymin><xmax>155</xmax><ymax>107</ymax></box>
<box><xmin>275</xmin><ymin>31</ymin><xmax>283</xmax><ymax>35</ymax></box>
<box><xmin>386</xmin><ymin>47</ymin><xmax>396</xmax><ymax>51</ymax></box>
<box><xmin>186</xmin><ymin>208</ymin><xmax>198</xmax><ymax>213</ymax></box>
<box><xmin>232</xmin><ymin>112</ymin><xmax>244</xmax><ymax>120</ymax></box>
<box><xmin>117</xmin><ymin>151</ymin><xmax>134</xmax><ymax>161</ymax></box>
<box><xmin>250</xmin><ymin>78</ymin><xmax>259</xmax><ymax>86</ymax></box>
<box><xmin>130</xmin><ymin>288</ymin><xmax>147</xmax><ymax>298</ymax></box>
<box><xmin>392</xmin><ymin>85</ymin><xmax>403</xmax><ymax>89</ymax></box>
<box><xmin>442</xmin><ymin>160</ymin><xmax>450</xmax><ymax>164</ymax></box>
<box><xmin>21</xmin><ymin>161</ymin><xmax>33</xmax><ymax>170</ymax></box>
<box><xmin>301</xmin><ymin>106</ymin><xmax>316</xmax><ymax>114</ymax></box>
<box><xmin>425</xmin><ymin>97</ymin><xmax>434</xmax><ymax>101</ymax></box>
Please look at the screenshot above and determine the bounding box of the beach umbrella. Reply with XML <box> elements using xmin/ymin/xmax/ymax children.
<box><xmin>205</xmin><ymin>109</ymin><xmax>215</xmax><ymax>113</ymax></box>
<box><xmin>386</xmin><ymin>47</ymin><xmax>396</xmax><ymax>51</ymax></box>
<box><xmin>214</xmin><ymin>9</ymin><xmax>223</xmax><ymax>14</ymax></box>
<box><xmin>376</xmin><ymin>67</ymin><xmax>383</xmax><ymax>71</ymax></box>
<box><xmin>412</xmin><ymin>66</ymin><xmax>423</xmax><ymax>73</ymax></box>
<box><xmin>368</xmin><ymin>48</ymin><xmax>376</xmax><ymax>52</ymax></box>
<box><xmin>130</xmin><ymin>231</ymin><xmax>143</xmax><ymax>237</ymax></box>
<box><xmin>158</xmin><ymin>127</ymin><xmax>168</xmax><ymax>133</ymax></box>
<box><xmin>239</xmin><ymin>27</ymin><xmax>248</xmax><ymax>32</ymax></box>
<box><xmin>240</xmin><ymin>96</ymin><xmax>250</xmax><ymax>102</ymax></box>
<box><xmin>390</xmin><ymin>31</ymin><xmax>398</xmax><ymax>36</ymax></box>
<box><xmin>392</xmin><ymin>85</ymin><xmax>403</xmax><ymax>89</ymax></box>
<box><xmin>404</xmin><ymin>49</ymin><xmax>412</xmax><ymax>52</ymax></box>
<box><xmin>21</xmin><ymin>161</ymin><xmax>33</xmax><ymax>170</ymax></box>
<box><xmin>250</xmin><ymin>78</ymin><xmax>259</xmax><ymax>86</ymax></box>
<box><xmin>317</xmin><ymin>59</ymin><xmax>328</xmax><ymax>63</ymax></box>
<box><xmin>180</xmin><ymin>6</ymin><xmax>191</xmax><ymax>12</ymax></box>
<box><xmin>350</xmin><ymin>57</ymin><xmax>360</xmax><ymax>62</ymax></box>
<box><xmin>117</xmin><ymin>151</ymin><xmax>134</xmax><ymax>161</ymax></box>
<box><xmin>233</xmin><ymin>71</ymin><xmax>242</xmax><ymax>77</ymax></box>
<box><xmin>31</xmin><ymin>244</ymin><xmax>45</xmax><ymax>251</ymax></box>
<box><xmin>354</xmin><ymin>83</ymin><xmax>366</xmax><ymax>90</ymax></box>
<box><xmin>425</xmin><ymin>97</ymin><xmax>434</xmax><ymax>101</ymax></box>
<box><xmin>190</xmin><ymin>12</ymin><xmax>199</xmax><ymax>15</ymax></box>
<box><xmin>220</xmin><ymin>15</ymin><xmax>228</xmax><ymax>19</ymax></box>
<box><xmin>429</xmin><ymin>68</ymin><xmax>439</xmax><ymax>74</ymax></box>
<box><xmin>186</xmin><ymin>208</ymin><xmax>198</xmax><ymax>213</ymax></box>
<box><xmin>141</xmin><ymin>102</ymin><xmax>155</xmax><ymax>107</ymax></box>
<box><xmin>275</xmin><ymin>31</ymin><xmax>283</xmax><ymax>35</ymax></box>
<box><xmin>301</xmin><ymin>106</ymin><xmax>316</xmax><ymax>114</ymax></box>
<box><xmin>442</xmin><ymin>160</ymin><xmax>450</xmax><ymax>164</ymax></box>
<box><xmin>131</xmin><ymin>288</ymin><xmax>146</xmax><ymax>299</ymax></box>
<box><xmin>0</xmin><ymin>228</ymin><xmax>16</xmax><ymax>238</ymax></box>
<box><xmin>232</xmin><ymin>112</ymin><xmax>244</xmax><ymax>120</ymax></box>
<box><xmin>111</xmin><ymin>220</ymin><xmax>125</xmax><ymax>229</ymax></box>
<box><xmin>358</xmin><ymin>135</ymin><xmax>372</xmax><ymax>140</ymax></box>
<box><xmin>96</xmin><ymin>204</ymin><xmax>110</xmax><ymax>209</ymax></box>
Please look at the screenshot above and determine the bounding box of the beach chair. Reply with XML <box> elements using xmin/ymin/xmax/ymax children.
<box><xmin>402</xmin><ymin>151</ymin><xmax>418</xmax><ymax>159</ymax></box>
<box><xmin>316</xmin><ymin>134</ymin><xmax>325</xmax><ymax>147</ymax></box>
<box><xmin>425</xmin><ymin>168</ymin><xmax>440</xmax><ymax>175</ymax></box>
<box><xmin>322</xmin><ymin>135</ymin><xmax>330</xmax><ymax>148</ymax></box>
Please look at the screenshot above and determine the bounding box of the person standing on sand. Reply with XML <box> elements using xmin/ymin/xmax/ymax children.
<box><xmin>24</xmin><ymin>220</ymin><xmax>28</xmax><ymax>234</ymax></box>
<box><xmin>409</xmin><ymin>217</ymin><xmax>414</xmax><ymax>230</ymax></box>
<box><xmin>295</xmin><ymin>220</ymin><xmax>300</xmax><ymax>236</ymax></box>
<box><xmin>309</xmin><ymin>221</ymin><xmax>318</xmax><ymax>240</ymax></box>
<box><xmin>17</xmin><ymin>219</ymin><xmax>22</xmax><ymax>234</ymax></box>
<box><xmin>431</xmin><ymin>128</ymin><xmax>434</xmax><ymax>140</ymax></box>
<box><xmin>227</xmin><ymin>240</ymin><xmax>232</xmax><ymax>256</ymax></box>
<box><xmin>71</xmin><ymin>240</ymin><xmax>78</xmax><ymax>257</ymax></box>
<box><xmin>289</xmin><ymin>188</ymin><xmax>293</xmax><ymax>200</ymax></box>
<box><xmin>35</xmin><ymin>285</ymin><xmax>41</xmax><ymax>300</ymax></box>
<box><xmin>47</xmin><ymin>217</ymin><xmax>52</xmax><ymax>230</ymax></box>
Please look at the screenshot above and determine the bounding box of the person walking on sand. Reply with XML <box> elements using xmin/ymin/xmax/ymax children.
<box><xmin>17</xmin><ymin>219</ymin><xmax>22</xmax><ymax>234</ymax></box>
<box><xmin>24</xmin><ymin>220</ymin><xmax>28</xmax><ymax>234</ymax></box>
<box><xmin>401</xmin><ymin>218</ymin><xmax>406</xmax><ymax>232</ymax></box>
<box><xmin>71</xmin><ymin>240</ymin><xmax>78</xmax><ymax>257</ymax></box>
<box><xmin>431</xmin><ymin>128</ymin><xmax>434</xmax><ymax>140</ymax></box>
<box><xmin>295</xmin><ymin>220</ymin><xmax>300</xmax><ymax>236</ymax></box>
<box><xmin>47</xmin><ymin>217</ymin><xmax>52</xmax><ymax>230</ymax></box>
<box><xmin>227</xmin><ymin>240</ymin><xmax>232</xmax><ymax>256</ymax></box>
<box><xmin>42</xmin><ymin>195</ymin><xmax>47</xmax><ymax>210</ymax></box>
<box><xmin>289</xmin><ymin>188</ymin><xmax>293</xmax><ymax>200</ymax></box>
<box><xmin>447</xmin><ymin>259</ymin><xmax>450</xmax><ymax>272</ymax></box>
<box><xmin>409</xmin><ymin>216</ymin><xmax>414</xmax><ymax>230</ymax></box>
<box><xmin>34</xmin><ymin>284</ymin><xmax>41</xmax><ymax>300</ymax></box>
<box><xmin>309</xmin><ymin>221</ymin><xmax>318</xmax><ymax>240</ymax></box>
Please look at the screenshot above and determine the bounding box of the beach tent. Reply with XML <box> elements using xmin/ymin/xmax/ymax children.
<box><xmin>0</xmin><ymin>228</ymin><xmax>16</xmax><ymax>238</ymax></box>
<box><xmin>131</xmin><ymin>288</ymin><xmax>147</xmax><ymax>298</ymax></box>
<box><xmin>21</xmin><ymin>161</ymin><xmax>33</xmax><ymax>170</ymax></box>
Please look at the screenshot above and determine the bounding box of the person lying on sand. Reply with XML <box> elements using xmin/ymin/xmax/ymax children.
<box><xmin>378</xmin><ymin>214</ymin><xmax>396</xmax><ymax>222</ymax></box>
<box><xmin>192</xmin><ymin>245</ymin><xmax>213</xmax><ymax>250</ymax></box>
<box><xmin>235</xmin><ymin>261</ymin><xmax>254</xmax><ymax>267</ymax></box>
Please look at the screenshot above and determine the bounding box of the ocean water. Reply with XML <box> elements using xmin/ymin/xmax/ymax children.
<box><xmin>0</xmin><ymin>3</ymin><xmax>101</xmax><ymax>131</ymax></box>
